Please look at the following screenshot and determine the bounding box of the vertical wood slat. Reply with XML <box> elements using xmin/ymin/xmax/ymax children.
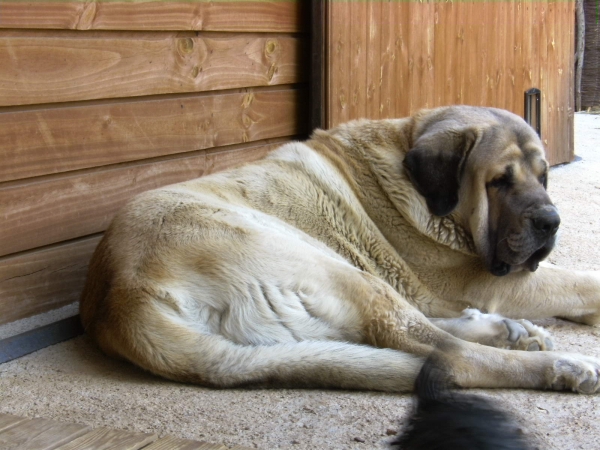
<box><xmin>349</xmin><ymin>0</ymin><xmax>367</xmax><ymax>121</ymax></box>
<box><xmin>326</xmin><ymin>0</ymin><xmax>351</xmax><ymax>125</ymax></box>
<box><xmin>582</xmin><ymin>0</ymin><xmax>600</xmax><ymax>109</ymax></box>
<box><xmin>379</xmin><ymin>1</ymin><xmax>395</xmax><ymax>119</ymax></box>
<box><xmin>325</xmin><ymin>0</ymin><xmax>575</xmax><ymax>165</ymax></box>
<box><xmin>566</xmin><ymin>0</ymin><xmax>575</xmax><ymax>155</ymax></box>
<box><xmin>365</xmin><ymin>1</ymin><xmax>381</xmax><ymax>120</ymax></box>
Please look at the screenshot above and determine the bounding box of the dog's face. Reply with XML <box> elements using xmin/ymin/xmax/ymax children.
<box><xmin>404</xmin><ymin>106</ymin><xmax>559</xmax><ymax>276</ymax></box>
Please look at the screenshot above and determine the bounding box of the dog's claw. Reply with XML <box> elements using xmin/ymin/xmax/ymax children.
<box><xmin>527</xmin><ymin>341</ymin><xmax>540</xmax><ymax>351</ymax></box>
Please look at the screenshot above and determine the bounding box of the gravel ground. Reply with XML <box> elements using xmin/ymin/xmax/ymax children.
<box><xmin>1</xmin><ymin>113</ymin><xmax>599</xmax><ymax>449</ymax></box>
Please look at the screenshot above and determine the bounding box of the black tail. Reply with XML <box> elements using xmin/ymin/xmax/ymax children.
<box><xmin>391</xmin><ymin>356</ymin><xmax>533</xmax><ymax>450</ymax></box>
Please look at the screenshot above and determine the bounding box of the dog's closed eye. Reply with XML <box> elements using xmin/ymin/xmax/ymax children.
<box><xmin>487</xmin><ymin>166</ymin><xmax>515</xmax><ymax>190</ymax></box>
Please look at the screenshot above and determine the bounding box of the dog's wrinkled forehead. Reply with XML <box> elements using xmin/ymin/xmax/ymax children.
<box><xmin>416</xmin><ymin>106</ymin><xmax>532</xmax><ymax>136</ymax></box>
<box><xmin>416</xmin><ymin>106</ymin><xmax>546</xmax><ymax>163</ymax></box>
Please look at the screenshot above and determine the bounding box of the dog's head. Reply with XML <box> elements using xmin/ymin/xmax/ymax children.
<box><xmin>404</xmin><ymin>106</ymin><xmax>558</xmax><ymax>276</ymax></box>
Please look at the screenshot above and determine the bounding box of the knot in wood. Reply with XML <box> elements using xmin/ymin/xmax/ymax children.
<box><xmin>177</xmin><ymin>38</ymin><xmax>194</xmax><ymax>55</ymax></box>
<box><xmin>265</xmin><ymin>40</ymin><xmax>278</xmax><ymax>56</ymax></box>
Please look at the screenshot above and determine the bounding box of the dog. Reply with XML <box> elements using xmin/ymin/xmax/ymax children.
<box><xmin>391</xmin><ymin>348</ymin><xmax>533</xmax><ymax>449</ymax></box>
<box><xmin>80</xmin><ymin>105</ymin><xmax>600</xmax><ymax>393</ymax></box>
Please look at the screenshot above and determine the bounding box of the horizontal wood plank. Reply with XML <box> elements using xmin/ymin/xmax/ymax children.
<box><xmin>0</xmin><ymin>139</ymin><xmax>289</xmax><ymax>258</ymax></box>
<box><xmin>0</xmin><ymin>415</ymin><xmax>249</xmax><ymax>450</ymax></box>
<box><xmin>0</xmin><ymin>415</ymin><xmax>28</xmax><ymax>433</ymax></box>
<box><xmin>144</xmin><ymin>436</ymin><xmax>228</xmax><ymax>450</ymax></box>
<box><xmin>0</xmin><ymin>88</ymin><xmax>306</xmax><ymax>182</ymax></box>
<box><xmin>0</xmin><ymin>416</ymin><xmax>90</xmax><ymax>450</ymax></box>
<box><xmin>0</xmin><ymin>2</ymin><xmax>305</xmax><ymax>32</ymax></box>
<box><xmin>0</xmin><ymin>236</ymin><xmax>101</xmax><ymax>325</ymax></box>
<box><xmin>204</xmin><ymin>139</ymin><xmax>285</xmax><ymax>174</ymax></box>
<box><xmin>55</xmin><ymin>427</ymin><xmax>157</xmax><ymax>450</ymax></box>
<box><xmin>0</xmin><ymin>30</ymin><xmax>306</xmax><ymax>107</ymax></box>
<box><xmin>0</xmin><ymin>157</ymin><xmax>206</xmax><ymax>258</ymax></box>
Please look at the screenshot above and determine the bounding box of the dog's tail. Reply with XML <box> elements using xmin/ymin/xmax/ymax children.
<box><xmin>86</xmin><ymin>295</ymin><xmax>424</xmax><ymax>392</ymax></box>
<box><xmin>391</xmin><ymin>354</ymin><xmax>533</xmax><ymax>449</ymax></box>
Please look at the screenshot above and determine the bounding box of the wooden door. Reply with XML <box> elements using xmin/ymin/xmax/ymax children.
<box><xmin>314</xmin><ymin>0</ymin><xmax>575</xmax><ymax>165</ymax></box>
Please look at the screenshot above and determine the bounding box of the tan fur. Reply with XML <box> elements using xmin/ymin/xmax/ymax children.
<box><xmin>80</xmin><ymin>106</ymin><xmax>600</xmax><ymax>393</ymax></box>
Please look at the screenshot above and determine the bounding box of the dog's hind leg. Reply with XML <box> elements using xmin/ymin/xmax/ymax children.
<box><xmin>95</xmin><ymin>300</ymin><xmax>425</xmax><ymax>392</ymax></box>
<box><xmin>86</xmin><ymin>257</ymin><xmax>600</xmax><ymax>393</ymax></box>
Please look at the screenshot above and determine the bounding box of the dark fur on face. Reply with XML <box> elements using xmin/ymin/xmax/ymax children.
<box><xmin>404</xmin><ymin>107</ymin><xmax>559</xmax><ymax>276</ymax></box>
<box><xmin>391</xmin><ymin>356</ymin><xmax>533</xmax><ymax>450</ymax></box>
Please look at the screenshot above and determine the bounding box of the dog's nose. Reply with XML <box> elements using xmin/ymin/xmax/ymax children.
<box><xmin>531</xmin><ymin>206</ymin><xmax>560</xmax><ymax>236</ymax></box>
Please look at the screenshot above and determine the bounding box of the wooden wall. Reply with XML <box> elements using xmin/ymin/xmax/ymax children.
<box><xmin>0</xmin><ymin>2</ymin><xmax>308</xmax><ymax>325</ymax></box>
<box><xmin>325</xmin><ymin>0</ymin><xmax>575</xmax><ymax>165</ymax></box>
<box><xmin>582</xmin><ymin>0</ymin><xmax>600</xmax><ymax>109</ymax></box>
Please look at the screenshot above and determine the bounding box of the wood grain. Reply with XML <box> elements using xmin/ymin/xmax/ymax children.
<box><xmin>0</xmin><ymin>236</ymin><xmax>101</xmax><ymax>325</ymax></box>
<box><xmin>326</xmin><ymin>0</ymin><xmax>351</xmax><ymax>125</ymax></box>
<box><xmin>144</xmin><ymin>435</ymin><xmax>228</xmax><ymax>450</ymax></box>
<box><xmin>0</xmin><ymin>414</ymin><xmax>252</xmax><ymax>450</ymax></box>
<box><xmin>0</xmin><ymin>139</ymin><xmax>289</xmax><ymax>258</ymax></box>
<box><xmin>0</xmin><ymin>88</ymin><xmax>306</xmax><ymax>183</ymax></box>
<box><xmin>582</xmin><ymin>0</ymin><xmax>600</xmax><ymax>109</ymax></box>
<box><xmin>0</xmin><ymin>416</ymin><xmax>90</xmax><ymax>450</ymax></box>
<box><xmin>0</xmin><ymin>414</ymin><xmax>28</xmax><ymax>433</ymax></box>
<box><xmin>55</xmin><ymin>427</ymin><xmax>156</xmax><ymax>450</ymax></box>
<box><xmin>205</xmin><ymin>141</ymin><xmax>283</xmax><ymax>175</ymax></box>
<box><xmin>0</xmin><ymin>157</ymin><xmax>206</xmax><ymax>259</ymax></box>
<box><xmin>325</xmin><ymin>0</ymin><xmax>575</xmax><ymax>165</ymax></box>
<box><xmin>0</xmin><ymin>30</ymin><xmax>306</xmax><ymax>106</ymax></box>
<box><xmin>0</xmin><ymin>2</ymin><xmax>305</xmax><ymax>32</ymax></box>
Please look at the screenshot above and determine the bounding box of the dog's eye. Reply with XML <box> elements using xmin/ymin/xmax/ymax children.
<box><xmin>487</xmin><ymin>174</ymin><xmax>512</xmax><ymax>189</ymax></box>
<box><xmin>539</xmin><ymin>173</ymin><xmax>547</xmax><ymax>189</ymax></box>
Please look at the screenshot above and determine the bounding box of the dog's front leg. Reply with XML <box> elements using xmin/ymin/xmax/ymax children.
<box><xmin>454</xmin><ymin>264</ymin><xmax>600</xmax><ymax>325</ymax></box>
<box><xmin>356</xmin><ymin>273</ymin><xmax>600</xmax><ymax>393</ymax></box>
<box><xmin>430</xmin><ymin>308</ymin><xmax>554</xmax><ymax>351</ymax></box>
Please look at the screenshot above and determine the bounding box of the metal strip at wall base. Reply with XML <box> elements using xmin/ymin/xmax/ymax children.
<box><xmin>0</xmin><ymin>315</ymin><xmax>83</xmax><ymax>364</ymax></box>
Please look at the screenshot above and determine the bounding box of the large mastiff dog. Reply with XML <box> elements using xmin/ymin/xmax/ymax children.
<box><xmin>81</xmin><ymin>106</ymin><xmax>600</xmax><ymax>393</ymax></box>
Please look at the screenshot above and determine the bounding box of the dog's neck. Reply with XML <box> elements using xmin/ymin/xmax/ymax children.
<box><xmin>310</xmin><ymin>119</ymin><xmax>476</xmax><ymax>258</ymax></box>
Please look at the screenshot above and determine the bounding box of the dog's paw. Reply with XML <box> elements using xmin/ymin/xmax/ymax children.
<box><xmin>433</xmin><ymin>309</ymin><xmax>554</xmax><ymax>351</ymax></box>
<box><xmin>550</xmin><ymin>354</ymin><xmax>600</xmax><ymax>394</ymax></box>
<box><xmin>507</xmin><ymin>318</ymin><xmax>554</xmax><ymax>351</ymax></box>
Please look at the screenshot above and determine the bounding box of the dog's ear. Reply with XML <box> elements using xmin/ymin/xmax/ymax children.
<box><xmin>403</xmin><ymin>128</ymin><xmax>477</xmax><ymax>216</ymax></box>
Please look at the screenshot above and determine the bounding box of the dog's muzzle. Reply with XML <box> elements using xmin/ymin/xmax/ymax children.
<box><xmin>491</xmin><ymin>205</ymin><xmax>560</xmax><ymax>277</ymax></box>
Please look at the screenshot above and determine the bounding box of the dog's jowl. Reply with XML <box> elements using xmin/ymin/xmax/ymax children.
<box><xmin>80</xmin><ymin>106</ymin><xmax>600</xmax><ymax>393</ymax></box>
